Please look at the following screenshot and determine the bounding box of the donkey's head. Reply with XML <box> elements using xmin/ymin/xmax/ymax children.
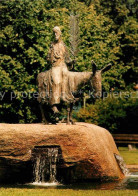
<box><xmin>91</xmin><ymin>60</ymin><xmax>112</xmax><ymax>98</ymax></box>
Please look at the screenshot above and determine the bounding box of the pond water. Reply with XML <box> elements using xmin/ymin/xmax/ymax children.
<box><xmin>1</xmin><ymin>171</ymin><xmax>138</xmax><ymax>190</ymax></box>
<box><xmin>28</xmin><ymin>172</ymin><xmax>138</xmax><ymax>190</ymax></box>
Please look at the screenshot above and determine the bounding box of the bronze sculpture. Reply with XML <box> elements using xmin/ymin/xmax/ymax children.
<box><xmin>37</xmin><ymin>26</ymin><xmax>111</xmax><ymax>124</ymax></box>
<box><xmin>46</xmin><ymin>26</ymin><xmax>75</xmax><ymax>112</ymax></box>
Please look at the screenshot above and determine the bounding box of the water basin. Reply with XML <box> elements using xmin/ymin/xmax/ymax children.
<box><xmin>2</xmin><ymin>170</ymin><xmax>136</xmax><ymax>190</ymax></box>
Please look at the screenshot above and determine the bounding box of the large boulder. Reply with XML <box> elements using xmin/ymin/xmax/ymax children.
<box><xmin>0</xmin><ymin>123</ymin><xmax>124</xmax><ymax>183</ymax></box>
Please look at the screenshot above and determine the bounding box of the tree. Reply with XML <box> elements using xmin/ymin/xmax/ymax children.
<box><xmin>92</xmin><ymin>0</ymin><xmax>138</xmax><ymax>86</ymax></box>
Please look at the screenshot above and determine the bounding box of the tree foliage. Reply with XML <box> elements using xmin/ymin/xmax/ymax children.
<box><xmin>75</xmin><ymin>92</ymin><xmax>138</xmax><ymax>133</ymax></box>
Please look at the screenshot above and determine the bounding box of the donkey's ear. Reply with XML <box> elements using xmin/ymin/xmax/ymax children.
<box><xmin>101</xmin><ymin>64</ymin><xmax>112</xmax><ymax>73</ymax></box>
<box><xmin>92</xmin><ymin>60</ymin><xmax>97</xmax><ymax>75</ymax></box>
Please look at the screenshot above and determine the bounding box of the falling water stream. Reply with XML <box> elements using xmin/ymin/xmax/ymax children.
<box><xmin>31</xmin><ymin>147</ymin><xmax>60</xmax><ymax>186</ymax></box>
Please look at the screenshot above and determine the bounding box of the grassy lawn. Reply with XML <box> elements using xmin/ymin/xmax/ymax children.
<box><xmin>0</xmin><ymin>189</ymin><xmax>138</xmax><ymax>196</ymax></box>
<box><xmin>119</xmin><ymin>147</ymin><xmax>138</xmax><ymax>165</ymax></box>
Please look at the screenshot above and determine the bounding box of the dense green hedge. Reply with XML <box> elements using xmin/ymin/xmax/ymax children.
<box><xmin>74</xmin><ymin>91</ymin><xmax>138</xmax><ymax>133</ymax></box>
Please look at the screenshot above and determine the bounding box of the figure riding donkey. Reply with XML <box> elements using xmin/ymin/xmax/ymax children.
<box><xmin>37</xmin><ymin>26</ymin><xmax>111</xmax><ymax>124</ymax></box>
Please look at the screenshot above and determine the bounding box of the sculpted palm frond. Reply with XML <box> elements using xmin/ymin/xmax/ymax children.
<box><xmin>69</xmin><ymin>14</ymin><xmax>80</xmax><ymax>59</ymax></box>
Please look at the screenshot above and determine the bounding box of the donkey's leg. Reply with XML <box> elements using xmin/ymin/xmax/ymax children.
<box><xmin>69</xmin><ymin>103</ymin><xmax>76</xmax><ymax>125</ymax></box>
<box><xmin>39</xmin><ymin>103</ymin><xmax>49</xmax><ymax>124</ymax></box>
<box><xmin>51</xmin><ymin>104</ymin><xmax>59</xmax><ymax>114</ymax></box>
<box><xmin>67</xmin><ymin>104</ymin><xmax>70</xmax><ymax>125</ymax></box>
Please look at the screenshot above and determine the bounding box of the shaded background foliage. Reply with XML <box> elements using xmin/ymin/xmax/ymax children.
<box><xmin>0</xmin><ymin>0</ymin><xmax>137</xmax><ymax>132</ymax></box>
<box><xmin>74</xmin><ymin>92</ymin><xmax>138</xmax><ymax>133</ymax></box>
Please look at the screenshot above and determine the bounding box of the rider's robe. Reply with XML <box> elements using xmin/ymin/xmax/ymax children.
<box><xmin>38</xmin><ymin>40</ymin><xmax>75</xmax><ymax>105</ymax></box>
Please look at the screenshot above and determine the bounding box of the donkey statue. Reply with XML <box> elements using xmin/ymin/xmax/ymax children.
<box><xmin>37</xmin><ymin>61</ymin><xmax>111</xmax><ymax>124</ymax></box>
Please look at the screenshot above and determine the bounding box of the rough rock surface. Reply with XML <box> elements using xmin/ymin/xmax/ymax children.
<box><xmin>0</xmin><ymin>123</ymin><xmax>124</xmax><ymax>183</ymax></box>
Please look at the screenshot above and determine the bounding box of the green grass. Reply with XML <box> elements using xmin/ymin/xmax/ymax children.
<box><xmin>0</xmin><ymin>189</ymin><xmax>138</xmax><ymax>196</ymax></box>
<box><xmin>119</xmin><ymin>147</ymin><xmax>138</xmax><ymax>165</ymax></box>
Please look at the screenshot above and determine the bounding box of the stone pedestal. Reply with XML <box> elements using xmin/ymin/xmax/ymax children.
<box><xmin>0</xmin><ymin>123</ymin><xmax>124</xmax><ymax>183</ymax></box>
